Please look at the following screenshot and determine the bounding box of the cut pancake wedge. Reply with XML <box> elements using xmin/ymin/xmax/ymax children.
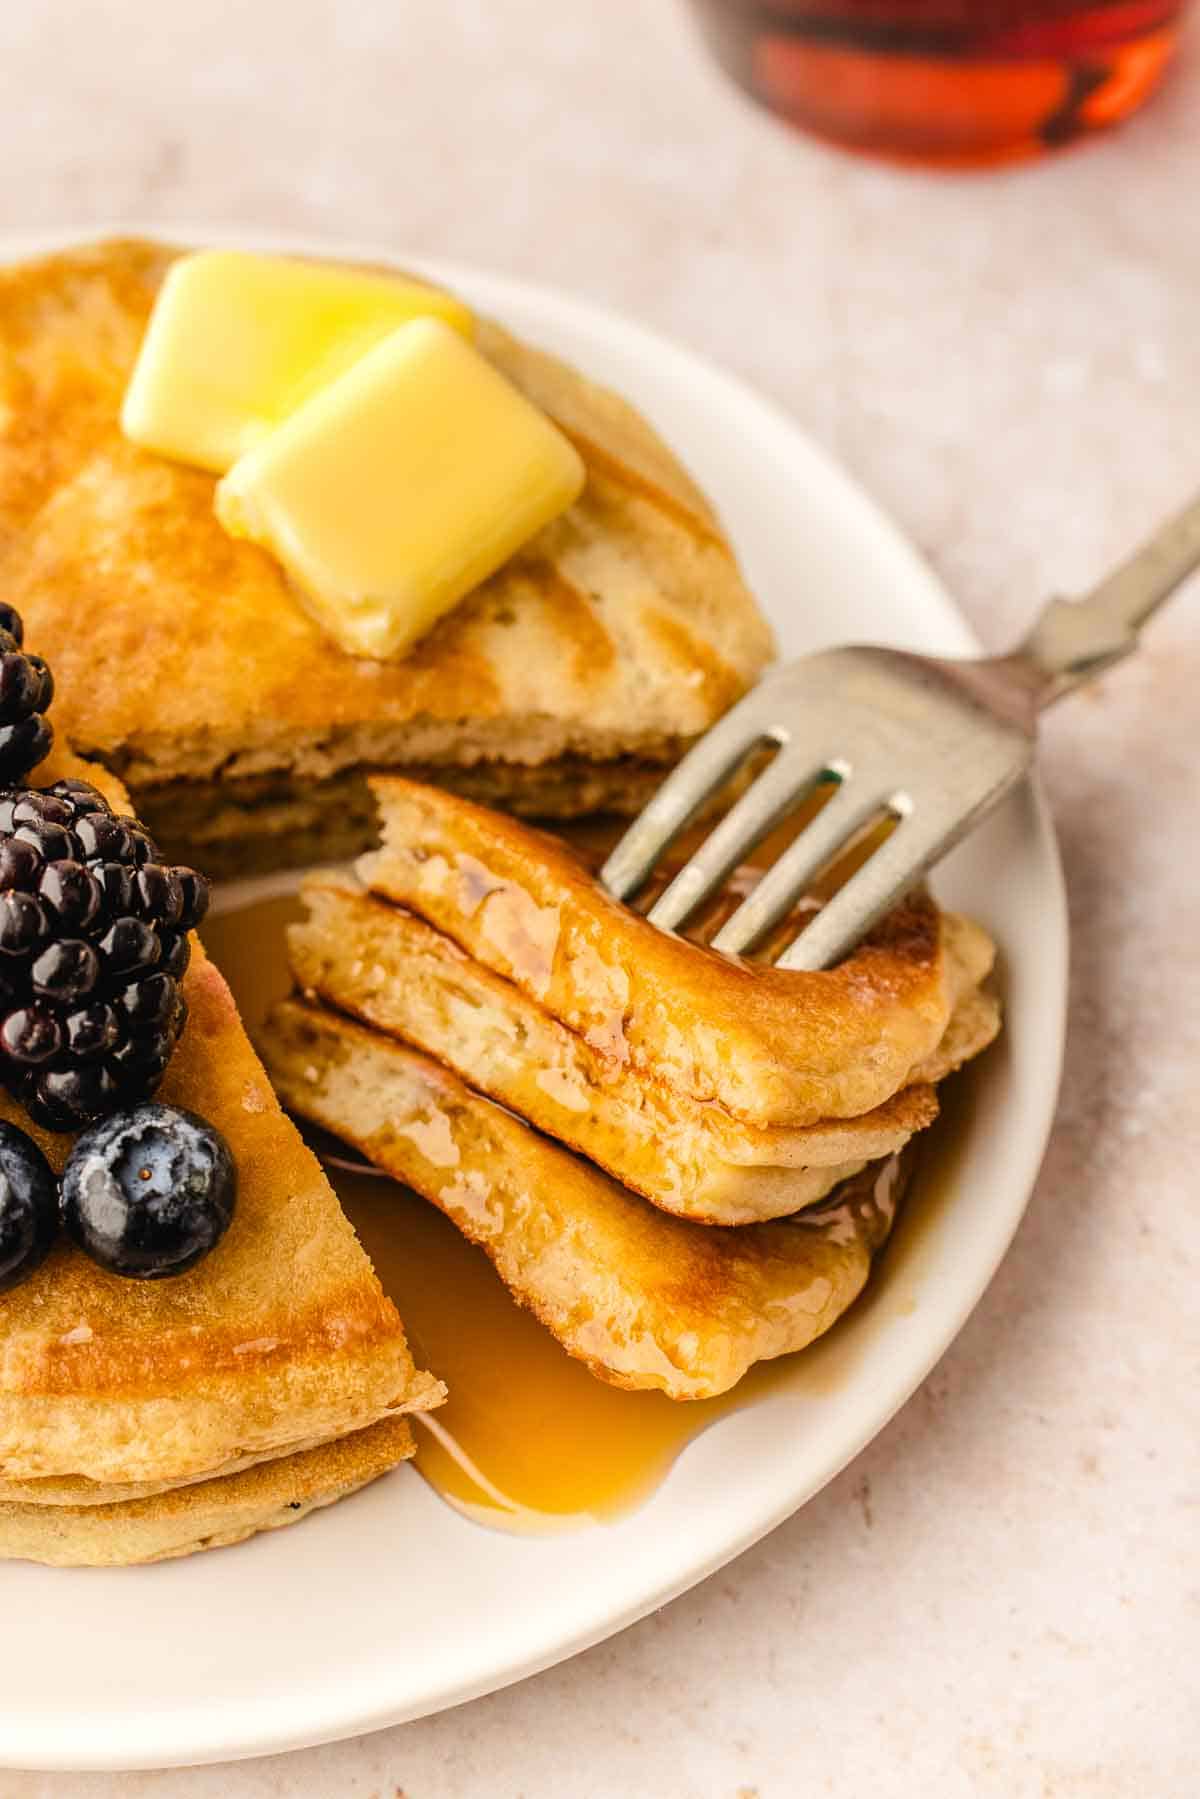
<box><xmin>262</xmin><ymin>999</ymin><xmax>904</xmax><ymax>1403</ymax></box>
<box><xmin>288</xmin><ymin>874</ymin><xmax>1002</xmax><ymax>1223</ymax></box>
<box><xmin>360</xmin><ymin>780</ymin><xmax>998</xmax><ymax>1132</ymax></box>
<box><xmin>0</xmin><ymin>749</ymin><xmax>444</xmax><ymax>1493</ymax></box>
<box><xmin>0</xmin><ymin>1415</ymin><xmax>414</xmax><ymax>1566</ymax></box>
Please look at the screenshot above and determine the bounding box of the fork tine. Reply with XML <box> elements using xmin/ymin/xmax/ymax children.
<box><xmin>774</xmin><ymin>807</ymin><xmax>949</xmax><ymax>970</ymax></box>
<box><xmin>710</xmin><ymin>782</ymin><xmax>889</xmax><ymax>957</ymax></box>
<box><xmin>646</xmin><ymin>750</ymin><xmax>826</xmax><ymax>933</ymax></box>
<box><xmin>600</xmin><ymin>689</ymin><xmax>773</xmax><ymax>902</ymax></box>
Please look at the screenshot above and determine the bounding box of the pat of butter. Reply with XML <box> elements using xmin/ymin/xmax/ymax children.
<box><xmin>215</xmin><ymin>317</ymin><xmax>586</xmax><ymax>660</ymax></box>
<box><xmin>121</xmin><ymin>249</ymin><xmax>473</xmax><ymax>474</ymax></box>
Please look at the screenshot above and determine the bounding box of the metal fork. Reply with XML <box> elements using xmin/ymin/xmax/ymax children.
<box><xmin>602</xmin><ymin>490</ymin><xmax>1199</xmax><ymax>970</ymax></box>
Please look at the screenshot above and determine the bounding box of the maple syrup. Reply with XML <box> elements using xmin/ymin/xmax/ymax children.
<box><xmin>688</xmin><ymin>0</ymin><xmax>1182</xmax><ymax>165</ymax></box>
<box><xmin>202</xmin><ymin>879</ymin><xmax>947</xmax><ymax>1533</ymax></box>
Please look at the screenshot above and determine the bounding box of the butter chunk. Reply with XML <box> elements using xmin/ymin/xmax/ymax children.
<box><xmin>121</xmin><ymin>249</ymin><xmax>473</xmax><ymax>473</ymax></box>
<box><xmin>215</xmin><ymin>318</ymin><xmax>586</xmax><ymax>661</ymax></box>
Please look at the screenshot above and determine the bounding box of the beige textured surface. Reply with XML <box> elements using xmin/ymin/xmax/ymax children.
<box><xmin>2</xmin><ymin>0</ymin><xmax>1198</xmax><ymax>1791</ymax></box>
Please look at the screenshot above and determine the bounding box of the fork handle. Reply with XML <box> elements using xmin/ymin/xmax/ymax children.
<box><xmin>1009</xmin><ymin>487</ymin><xmax>1200</xmax><ymax>709</ymax></box>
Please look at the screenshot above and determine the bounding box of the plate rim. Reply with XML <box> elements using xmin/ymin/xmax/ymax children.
<box><xmin>0</xmin><ymin>223</ymin><xmax>1067</xmax><ymax>1771</ymax></box>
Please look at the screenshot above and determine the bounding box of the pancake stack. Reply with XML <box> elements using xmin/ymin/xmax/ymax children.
<box><xmin>259</xmin><ymin>779</ymin><xmax>1000</xmax><ymax>1401</ymax></box>
<box><xmin>0</xmin><ymin>756</ymin><xmax>444</xmax><ymax>1566</ymax></box>
<box><xmin>0</xmin><ymin>240</ymin><xmax>774</xmax><ymax>875</ymax></box>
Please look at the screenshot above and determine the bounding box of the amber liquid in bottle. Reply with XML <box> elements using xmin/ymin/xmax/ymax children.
<box><xmin>690</xmin><ymin>0</ymin><xmax>1183</xmax><ymax>164</ymax></box>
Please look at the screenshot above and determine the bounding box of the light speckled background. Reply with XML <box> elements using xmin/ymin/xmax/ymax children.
<box><xmin>1</xmin><ymin>2</ymin><xmax>1199</xmax><ymax>1794</ymax></box>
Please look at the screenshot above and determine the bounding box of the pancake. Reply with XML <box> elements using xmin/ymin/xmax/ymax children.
<box><xmin>0</xmin><ymin>1415</ymin><xmax>414</xmax><ymax>1566</ymax></box>
<box><xmin>0</xmin><ymin>1427</ymin><xmax>359</xmax><ymax>1507</ymax></box>
<box><xmin>0</xmin><ymin>238</ymin><xmax>774</xmax><ymax>872</ymax></box>
<box><xmin>0</xmin><ymin>747</ymin><xmax>443</xmax><ymax>1491</ymax></box>
<box><xmin>285</xmin><ymin>872</ymin><xmax>998</xmax><ymax>1223</ymax></box>
<box><xmin>262</xmin><ymin>998</ymin><xmax>904</xmax><ymax>1402</ymax></box>
<box><xmin>360</xmin><ymin>779</ymin><xmax>998</xmax><ymax>1131</ymax></box>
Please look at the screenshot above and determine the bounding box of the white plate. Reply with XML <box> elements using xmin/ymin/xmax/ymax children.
<box><xmin>0</xmin><ymin>229</ymin><xmax>1066</xmax><ymax>1771</ymax></box>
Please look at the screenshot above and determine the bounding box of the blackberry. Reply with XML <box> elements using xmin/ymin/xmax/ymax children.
<box><xmin>0</xmin><ymin>605</ymin><xmax>54</xmax><ymax>786</ymax></box>
<box><xmin>0</xmin><ymin>777</ymin><xmax>210</xmax><ymax>1132</ymax></box>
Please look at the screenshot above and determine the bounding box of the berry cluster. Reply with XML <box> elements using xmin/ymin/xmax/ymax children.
<box><xmin>0</xmin><ymin>602</ymin><xmax>55</xmax><ymax>786</ymax></box>
<box><xmin>0</xmin><ymin>606</ymin><xmax>233</xmax><ymax>1291</ymax></box>
<box><xmin>0</xmin><ymin>1104</ymin><xmax>236</xmax><ymax>1290</ymax></box>
<box><xmin>0</xmin><ymin>779</ymin><xmax>210</xmax><ymax>1130</ymax></box>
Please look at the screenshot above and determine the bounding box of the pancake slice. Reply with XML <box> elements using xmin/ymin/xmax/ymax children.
<box><xmin>286</xmin><ymin>873</ymin><xmax>996</xmax><ymax>1223</ymax></box>
<box><xmin>0</xmin><ymin>749</ymin><xmax>444</xmax><ymax>1491</ymax></box>
<box><xmin>0</xmin><ymin>1415</ymin><xmax>414</xmax><ymax>1566</ymax></box>
<box><xmin>262</xmin><ymin>998</ymin><xmax>903</xmax><ymax>1403</ymax></box>
<box><xmin>360</xmin><ymin>778</ymin><xmax>998</xmax><ymax>1131</ymax></box>
<box><xmin>0</xmin><ymin>1426</ymin><xmax>368</xmax><ymax>1507</ymax></box>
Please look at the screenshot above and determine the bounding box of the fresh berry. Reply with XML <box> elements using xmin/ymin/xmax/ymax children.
<box><xmin>27</xmin><ymin>1063</ymin><xmax>120</xmax><ymax>1132</ymax></box>
<box><xmin>160</xmin><ymin>932</ymin><xmax>192</xmax><ymax>981</ymax></box>
<box><xmin>177</xmin><ymin>870</ymin><xmax>210</xmax><ymax>930</ymax></box>
<box><xmin>1</xmin><ymin>1006</ymin><xmax>62</xmax><ymax>1064</ymax></box>
<box><xmin>0</xmin><ymin>779</ymin><xmax>210</xmax><ymax>1131</ymax></box>
<box><xmin>0</xmin><ymin>1119</ymin><xmax>58</xmax><ymax>1292</ymax></box>
<box><xmin>64</xmin><ymin>1002</ymin><xmax>119</xmax><ymax>1057</ymax></box>
<box><xmin>61</xmin><ymin>1104</ymin><xmax>236</xmax><ymax>1279</ymax></box>
<box><xmin>38</xmin><ymin>862</ymin><xmax>102</xmax><ymax>931</ymax></box>
<box><xmin>0</xmin><ymin>892</ymin><xmax>48</xmax><ymax>955</ymax></box>
<box><xmin>0</xmin><ymin>608</ymin><xmax>53</xmax><ymax>785</ymax></box>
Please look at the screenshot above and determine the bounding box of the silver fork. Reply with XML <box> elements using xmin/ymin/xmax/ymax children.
<box><xmin>602</xmin><ymin>490</ymin><xmax>1199</xmax><ymax>970</ymax></box>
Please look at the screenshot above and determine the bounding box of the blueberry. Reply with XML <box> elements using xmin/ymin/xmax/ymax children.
<box><xmin>0</xmin><ymin>1120</ymin><xmax>58</xmax><ymax>1292</ymax></box>
<box><xmin>61</xmin><ymin>1105</ymin><xmax>236</xmax><ymax>1280</ymax></box>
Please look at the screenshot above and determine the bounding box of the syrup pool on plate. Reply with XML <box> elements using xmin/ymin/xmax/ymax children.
<box><xmin>202</xmin><ymin>888</ymin><xmax>781</xmax><ymax>1530</ymax></box>
<box><xmin>203</xmin><ymin>872</ymin><xmax>948</xmax><ymax>1532</ymax></box>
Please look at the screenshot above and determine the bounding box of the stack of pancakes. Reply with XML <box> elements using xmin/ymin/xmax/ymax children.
<box><xmin>0</xmin><ymin>236</ymin><xmax>1002</xmax><ymax>1555</ymax></box>
<box><xmin>0</xmin><ymin>237</ymin><xmax>779</xmax><ymax>1559</ymax></box>
<box><xmin>0</xmin><ymin>240</ymin><xmax>774</xmax><ymax>875</ymax></box>
<box><xmin>260</xmin><ymin>779</ymin><xmax>1000</xmax><ymax>1402</ymax></box>
<box><xmin>0</xmin><ymin>756</ymin><xmax>444</xmax><ymax>1566</ymax></box>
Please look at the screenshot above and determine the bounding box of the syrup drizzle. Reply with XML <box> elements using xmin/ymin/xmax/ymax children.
<box><xmin>203</xmin><ymin>882</ymin><xmax>945</xmax><ymax>1534</ymax></box>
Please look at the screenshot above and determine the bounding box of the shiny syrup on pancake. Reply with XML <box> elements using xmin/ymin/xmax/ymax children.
<box><xmin>201</xmin><ymin>808</ymin><xmax>935</xmax><ymax>1533</ymax></box>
